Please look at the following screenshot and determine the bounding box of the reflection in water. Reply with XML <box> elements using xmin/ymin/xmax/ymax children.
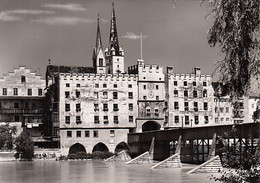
<box><xmin>0</xmin><ymin>160</ymin><xmax>218</xmax><ymax>183</ymax></box>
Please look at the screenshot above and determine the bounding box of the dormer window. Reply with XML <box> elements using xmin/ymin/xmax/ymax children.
<box><xmin>21</xmin><ymin>76</ymin><xmax>26</xmax><ymax>83</ymax></box>
<box><xmin>99</xmin><ymin>58</ymin><xmax>103</xmax><ymax>66</ymax></box>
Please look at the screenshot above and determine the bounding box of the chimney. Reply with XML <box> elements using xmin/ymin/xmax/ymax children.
<box><xmin>193</xmin><ymin>67</ymin><xmax>201</xmax><ymax>76</ymax></box>
<box><xmin>167</xmin><ymin>66</ymin><xmax>174</xmax><ymax>74</ymax></box>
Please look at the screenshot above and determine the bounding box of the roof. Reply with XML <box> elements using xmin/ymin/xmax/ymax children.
<box><xmin>46</xmin><ymin>65</ymin><xmax>95</xmax><ymax>77</ymax></box>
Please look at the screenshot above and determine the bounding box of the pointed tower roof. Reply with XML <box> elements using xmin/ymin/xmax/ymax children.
<box><xmin>93</xmin><ymin>14</ymin><xmax>103</xmax><ymax>60</ymax></box>
<box><xmin>108</xmin><ymin>2</ymin><xmax>120</xmax><ymax>55</ymax></box>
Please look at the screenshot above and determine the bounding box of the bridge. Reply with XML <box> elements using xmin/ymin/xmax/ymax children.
<box><xmin>128</xmin><ymin>123</ymin><xmax>260</xmax><ymax>164</ymax></box>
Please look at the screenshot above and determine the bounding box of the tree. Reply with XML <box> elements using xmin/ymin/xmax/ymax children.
<box><xmin>15</xmin><ymin>130</ymin><xmax>34</xmax><ymax>160</ymax></box>
<box><xmin>0</xmin><ymin>124</ymin><xmax>17</xmax><ymax>150</ymax></box>
<box><xmin>206</xmin><ymin>0</ymin><xmax>260</xmax><ymax>100</ymax></box>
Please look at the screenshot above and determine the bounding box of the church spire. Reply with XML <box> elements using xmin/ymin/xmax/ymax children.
<box><xmin>109</xmin><ymin>2</ymin><xmax>120</xmax><ymax>55</ymax></box>
<box><xmin>93</xmin><ymin>14</ymin><xmax>102</xmax><ymax>59</ymax></box>
<box><xmin>92</xmin><ymin>14</ymin><xmax>106</xmax><ymax>74</ymax></box>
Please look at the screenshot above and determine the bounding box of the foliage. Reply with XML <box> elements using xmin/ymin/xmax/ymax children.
<box><xmin>212</xmin><ymin>138</ymin><xmax>260</xmax><ymax>183</ymax></box>
<box><xmin>67</xmin><ymin>151</ymin><xmax>114</xmax><ymax>160</ymax></box>
<box><xmin>15</xmin><ymin>130</ymin><xmax>34</xmax><ymax>161</ymax></box>
<box><xmin>0</xmin><ymin>124</ymin><xmax>17</xmax><ymax>150</ymax></box>
<box><xmin>205</xmin><ymin>0</ymin><xmax>260</xmax><ymax>100</ymax></box>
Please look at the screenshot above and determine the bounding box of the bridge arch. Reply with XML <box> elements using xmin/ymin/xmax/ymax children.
<box><xmin>92</xmin><ymin>142</ymin><xmax>109</xmax><ymax>153</ymax></box>
<box><xmin>115</xmin><ymin>142</ymin><xmax>130</xmax><ymax>153</ymax></box>
<box><xmin>69</xmin><ymin>143</ymin><xmax>86</xmax><ymax>154</ymax></box>
<box><xmin>142</xmin><ymin>121</ymin><xmax>161</xmax><ymax>132</ymax></box>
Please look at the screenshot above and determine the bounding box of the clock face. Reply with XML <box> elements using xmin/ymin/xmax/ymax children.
<box><xmin>148</xmin><ymin>91</ymin><xmax>154</xmax><ymax>98</ymax></box>
<box><xmin>148</xmin><ymin>83</ymin><xmax>154</xmax><ymax>90</ymax></box>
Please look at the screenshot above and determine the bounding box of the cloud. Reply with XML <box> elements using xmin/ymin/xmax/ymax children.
<box><xmin>43</xmin><ymin>3</ymin><xmax>87</xmax><ymax>12</ymax></box>
<box><xmin>0</xmin><ymin>9</ymin><xmax>54</xmax><ymax>22</ymax></box>
<box><xmin>32</xmin><ymin>17</ymin><xmax>96</xmax><ymax>25</ymax></box>
<box><xmin>121</xmin><ymin>32</ymin><xmax>147</xmax><ymax>40</ymax></box>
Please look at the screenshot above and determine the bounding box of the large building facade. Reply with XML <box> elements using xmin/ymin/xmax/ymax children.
<box><xmin>0</xmin><ymin>3</ymin><xmax>259</xmax><ymax>155</ymax></box>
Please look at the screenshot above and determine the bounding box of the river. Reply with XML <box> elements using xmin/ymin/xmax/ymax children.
<box><xmin>0</xmin><ymin>160</ymin><xmax>219</xmax><ymax>183</ymax></box>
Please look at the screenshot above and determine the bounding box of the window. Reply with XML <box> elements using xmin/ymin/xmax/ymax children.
<box><xmin>195</xmin><ymin>116</ymin><xmax>199</xmax><ymax>124</ymax></box>
<box><xmin>76</xmin><ymin>116</ymin><xmax>81</xmax><ymax>124</ymax></box>
<box><xmin>93</xmin><ymin>130</ymin><xmax>98</xmax><ymax>138</ymax></box>
<box><xmin>65</xmin><ymin>91</ymin><xmax>70</xmax><ymax>98</ymax></box>
<box><xmin>94</xmin><ymin>92</ymin><xmax>98</xmax><ymax>99</ymax></box>
<box><xmin>193</xmin><ymin>90</ymin><xmax>197</xmax><ymax>98</ymax></box>
<box><xmin>220</xmin><ymin>118</ymin><xmax>224</xmax><ymax>123</ymax></box>
<box><xmin>76</xmin><ymin>131</ymin><xmax>81</xmax><ymax>138</ymax></box>
<box><xmin>193</xmin><ymin>81</ymin><xmax>196</xmax><ymax>86</ymax></box>
<box><xmin>155</xmin><ymin>108</ymin><xmax>159</xmax><ymax>117</ymax></box>
<box><xmin>215</xmin><ymin>107</ymin><xmax>218</xmax><ymax>113</ymax></box>
<box><xmin>143</xmin><ymin>96</ymin><xmax>147</xmax><ymax>99</ymax></box>
<box><xmin>175</xmin><ymin>116</ymin><xmax>179</xmax><ymax>123</ymax></box>
<box><xmin>113</xmin><ymin>104</ymin><xmax>118</xmax><ymax>111</ymax></box>
<box><xmin>129</xmin><ymin>103</ymin><xmax>133</xmax><ymax>111</ymax></box>
<box><xmin>174</xmin><ymin>102</ymin><xmax>179</xmax><ymax>110</ymax></box>
<box><xmin>204</xmin><ymin>116</ymin><xmax>209</xmax><ymax>124</ymax></box>
<box><xmin>54</xmin><ymin>127</ymin><xmax>59</xmax><ymax>137</ymax></box>
<box><xmin>204</xmin><ymin>102</ymin><xmax>208</xmax><ymax>110</ymax></box>
<box><xmin>145</xmin><ymin>108</ymin><xmax>151</xmax><ymax>117</ymax></box>
<box><xmin>128</xmin><ymin>84</ymin><xmax>132</xmax><ymax>88</ymax></box>
<box><xmin>94</xmin><ymin>116</ymin><xmax>99</xmax><ymax>124</ymax></box>
<box><xmin>184</xmin><ymin>81</ymin><xmax>187</xmax><ymax>86</ymax></box>
<box><xmin>220</xmin><ymin>107</ymin><xmax>224</xmax><ymax>113</ymax></box>
<box><xmin>21</xmin><ymin>76</ymin><xmax>26</xmax><ymax>83</ymax></box>
<box><xmin>13</xmin><ymin>88</ymin><xmax>18</xmax><ymax>95</ymax></box>
<box><xmin>104</xmin><ymin>116</ymin><xmax>108</xmax><ymax>124</ymax></box>
<box><xmin>76</xmin><ymin>91</ymin><xmax>80</xmax><ymax>98</ymax></box>
<box><xmin>194</xmin><ymin>102</ymin><xmax>198</xmax><ymax>111</ymax></box>
<box><xmin>94</xmin><ymin>104</ymin><xmax>99</xmax><ymax>111</ymax></box>
<box><xmin>65</xmin><ymin>104</ymin><xmax>70</xmax><ymax>111</ymax></box>
<box><xmin>76</xmin><ymin>103</ymin><xmax>81</xmax><ymax>112</ymax></box>
<box><xmin>38</xmin><ymin>89</ymin><xmax>42</xmax><ymax>96</ymax></box>
<box><xmin>53</xmin><ymin>113</ymin><xmax>59</xmax><ymax>122</ymax></box>
<box><xmin>103</xmin><ymin>91</ymin><xmax>108</xmax><ymax>99</ymax></box>
<box><xmin>14</xmin><ymin>103</ymin><xmax>19</xmax><ymax>108</ymax></box>
<box><xmin>203</xmin><ymin>82</ymin><xmax>207</xmax><ymax>86</ymax></box>
<box><xmin>114</xmin><ymin>116</ymin><xmax>119</xmax><ymax>124</ymax></box>
<box><xmin>113</xmin><ymin>92</ymin><xmax>118</xmax><ymax>99</ymax></box>
<box><xmin>103</xmin><ymin>104</ymin><xmax>108</xmax><ymax>111</ymax></box>
<box><xmin>103</xmin><ymin>84</ymin><xmax>107</xmax><ymax>88</ymax></box>
<box><xmin>128</xmin><ymin>92</ymin><xmax>133</xmax><ymax>99</ymax></box>
<box><xmin>95</xmin><ymin>84</ymin><xmax>99</xmax><ymax>88</ymax></box>
<box><xmin>184</xmin><ymin>90</ymin><xmax>188</xmax><ymax>97</ymax></box>
<box><xmin>174</xmin><ymin>81</ymin><xmax>178</xmax><ymax>86</ymax></box>
<box><xmin>174</xmin><ymin>90</ymin><xmax>178</xmax><ymax>97</ymax></box>
<box><xmin>65</xmin><ymin>116</ymin><xmax>70</xmax><ymax>124</ymax></box>
<box><xmin>203</xmin><ymin>90</ymin><xmax>207</xmax><ymax>97</ymax></box>
<box><xmin>32</xmin><ymin>103</ymin><xmax>36</xmax><ymax>109</ymax></box>
<box><xmin>76</xmin><ymin>84</ymin><xmax>80</xmax><ymax>87</ymax></box>
<box><xmin>14</xmin><ymin>115</ymin><xmax>19</xmax><ymax>122</ymax></box>
<box><xmin>156</xmin><ymin>85</ymin><xmax>159</xmax><ymax>90</ymax></box>
<box><xmin>185</xmin><ymin>116</ymin><xmax>189</xmax><ymax>125</ymax></box>
<box><xmin>215</xmin><ymin>118</ymin><xmax>219</xmax><ymax>123</ymax></box>
<box><xmin>156</xmin><ymin>96</ymin><xmax>159</xmax><ymax>100</ymax></box>
<box><xmin>2</xmin><ymin>88</ymin><xmax>7</xmax><ymax>95</ymax></box>
<box><xmin>110</xmin><ymin>130</ymin><xmax>115</xmax><ymax>137</ymax></box>
<box><xmin>184</xmin><ymin>102</ymin><xmax>189</xmax><ymax>111</ymax></box>
<box><xmin>114</xmin><ymin>84</ymin><xmax>117</xmax><ymax>88</ymax></box>
<box><xmin>99</xmin><ymin>58</ymin><xmax>103</xmax><ymax>66</ymax></box>
<box><xmin>143</xmin><ymin>85</ymin><xmax>146</xmax><ymax>90</ymax></box>
<box><xmin>129</xmin><ymin>116</ymin><xmax>133</xmax><ymax>123</ymax></box>
<box><xmin>66</xmin><ymin>83</ymin><xmax>70</xmax><ymax>87</ymax></box>
<box><xmin>67</xmin><ymin>131</ymin><xmax>72</xmax><ymax>137</ymax></box>
<box><xmin>226</xmin><ymin>118</ymin><xmax>229</xmax><ymax>121</ymax></box>
<box><xmin>226</xmin><ymin>107</ymin><xmax>229</xmax><ymax>113</ymax></box>
<box><xmin>85</xmin><ymin>131</ymin><xmax>90</xmax><ymax>137</ymax></box>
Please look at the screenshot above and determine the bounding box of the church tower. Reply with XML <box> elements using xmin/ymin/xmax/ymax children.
<box><xmin>105</xmin><ymin>2</ymin><xmax>125</xmax><ymax>74</ymax></box>
<box><xmin>92</xmin><ymin>15</ymin><xmax>106</xmax><ymax>74</ymax></box>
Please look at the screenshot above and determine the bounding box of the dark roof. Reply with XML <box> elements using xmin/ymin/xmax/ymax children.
<box><xmin>46</xmin><ymin>65</ymin><xmax>95</xmax><ymax>77</ymax></box>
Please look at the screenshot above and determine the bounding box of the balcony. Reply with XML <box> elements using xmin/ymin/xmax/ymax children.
<box><xmin>0</xmin><ymin>108</ymin><xmax>44</xmax><ymax>114</ymax></box>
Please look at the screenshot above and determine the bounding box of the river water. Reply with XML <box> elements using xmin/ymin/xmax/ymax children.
<box><xmin>0</xmin><ymin>160</ymin><xmax>219</xmax><ymax>183</ymax></box>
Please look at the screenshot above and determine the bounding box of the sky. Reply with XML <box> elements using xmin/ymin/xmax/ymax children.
<box><xmin>0</xmin><ymin>0</ymin><xmax>221</xmax><ymax>77</ymax></box>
